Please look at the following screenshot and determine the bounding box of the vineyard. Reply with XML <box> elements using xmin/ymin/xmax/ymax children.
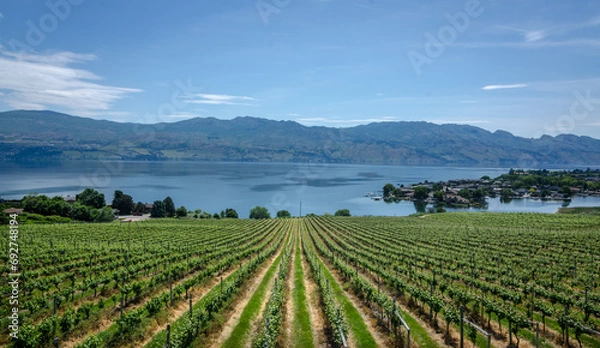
<box><xmin>1</xmin><ymin>213</ymin><xmax>599</xmax><ymax>347</ymax></box>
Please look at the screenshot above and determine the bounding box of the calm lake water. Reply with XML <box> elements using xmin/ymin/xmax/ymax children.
<box><xmin>1</xmin><ymin>161</ymin><xmax>599</xmax><ymax>217</ymax></box>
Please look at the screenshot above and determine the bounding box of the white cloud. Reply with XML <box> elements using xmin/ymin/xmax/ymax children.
<box><xmin>0</xmin><ymin>49</ymin><xmax>141</xmax><ymax>114</ymax></box>
<box><xmin>524</xmin><ymin>30</ymin><xmax>547</xmax><ymax>42</ymax></box>
<box><xmin>185</xmin><ymin>93</ymin><xmax>257</xmax><ymax>106</ymax></box>
<box><xmin>163</xmin><ymin>112</ymin><xmax>199</xmax><ymax>120</ymax></box>
<box><xmin>429</xmin><ymin>119</ymin><xmax>491</xmax><ymax>125</ymax></box>
<box><xmin>454</xmin><ymin>39</ymin><xmax>600</xmax><ymax>49</ymax></box>
<box><xmin>482</xmin><ymin>84</ymin><xmax>528</xmax><ymax>91</ymax></box>
<box><xmin>296</xmin><ymin>116</ymin><xmax>399</xmax><ymax>126</ymax></box>
<box><xmin>0</xmin><ymin>12</ymin><xmax>4</xmax><ymax>19</ymax></box>
<box><xmin>486</xmin><ymin>16</ymin><xmax>600</xmax><ymax>48</ymax></box>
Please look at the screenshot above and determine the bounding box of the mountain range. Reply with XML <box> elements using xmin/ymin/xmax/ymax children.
<box><xmin>1</xmin><ymin>110</ymin><xmax>600</xmax><ymax>166</ymax></box>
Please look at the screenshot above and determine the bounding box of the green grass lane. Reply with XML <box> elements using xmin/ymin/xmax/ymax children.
<box><xmin>221</xmin><ymin>236</ymin><xmax>288</xmax><ymax>348</ymax></box>
<box><xmin>304</xmin><ymin>227</ymin><xmax>378</xmax><ymax>348</ymax></box>
<box><xmin>291</xmin><ymin>220</ymin><xmax>314</xmax><ymax>348</ymax></box>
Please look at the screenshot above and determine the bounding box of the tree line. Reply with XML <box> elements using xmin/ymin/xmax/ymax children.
<box><xmin>2</xmin><ymin>188</ymin><xmax>353</xmax><ymax>224</ymax></box>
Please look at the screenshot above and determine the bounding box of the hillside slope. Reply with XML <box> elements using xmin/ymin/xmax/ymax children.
<box><xmin>1</xmin><ymin>110</ymin><xmax>599</xmax><ymax>166</ymax></box>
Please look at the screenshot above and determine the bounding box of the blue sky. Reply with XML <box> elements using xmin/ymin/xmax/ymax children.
<box><xmin>0</xmin><ymin>0</ymin><xmax>599</xmax><ymax>138</ymax></box>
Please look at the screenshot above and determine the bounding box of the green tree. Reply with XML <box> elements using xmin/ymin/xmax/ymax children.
<box><xmin>133</xmin><ymin>201</ymin><xmax>145</xmax><ymax>214</ymax></box>
<box><xmin>276</xmin><ymin>210</ymin><xmax>291</xmax><ymax>218</ymax></box>
<box><xmin>561</xmin><ymin>186</ymin><xmax>572</xmax><ymax>197</ymax></box>
<box><xmin>458</xmin><ymin>188</ymin><xmax>471</xmax><ymax>199</ymax></box>
<box><xmin>472</xmin><ymin>188</ymin><xmax>487</xmax><ymax>202</ymax></box>
<box><xmin>71</xmin><ymin>202</ymin><xmax>93</xmax><ymax>221</ymax></box>
<box><xmin>249</xmin><ymin>206</ymin><xmax>271</xmax><ymax>219</ymax></box>
<box><xmin>175</xmin><ymin>206</ymin><xmax>187</xmax><ymax>218</ymax></box>
<box><xmin>500</xmin><ymin>188</ymin><xmax>513</xmax><ymax>202</ymax></box>
<box><xmin>0</xmin><ymin>212</ymin><xmax>8</xmax><ymax>225</ymax></box>
<box><xmin>433</xmin><ymin>190</ymin><xmax>444</xmax><ymax>203</ymax></box>
<box><xmin>225</xmin><ymin>208</ymin><xmax>238</xmax><ymax>218</ymax></box>
<box><xmin>413</xmin><ymin>186</ymin><xmax>429</xmax><ymax>200</ymax></box>
<box><xmin>76</xmin><ymin>188</ymin><xmax>106</xmax><ymax>209</ymax></box>
<box><xmin>383</xmin><ymin>183</ymin><xmax>396</xmax><ymax>198</ymax></box>
<box><xmin>212</xmin><ymin>213</ymin><xmax>220</xmax><ymax>219</ymax></box>
<box><xmin>163</xmin><ymin>197</ymin><xmax>176</xmax><ymax>217</ymax></box>
<box><xmin>93</xmin><ymin>206</ymin><xmax>114</xmax><ymax>222</ymax></box>
<box><xmin>334</xmin><ymin>209</ymin><xmax>351</xmax><ymax>217</ymax></box>
<box><xmin>111</xmin><ymin>190</ymin><xmax>133</xmax><ymax>215</ymax></box>
<box><xmin>150</xmin><ymin>200</ymin><xmax>166</xmax><ymax>218</ymax></box>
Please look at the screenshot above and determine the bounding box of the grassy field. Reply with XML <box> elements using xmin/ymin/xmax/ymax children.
<box><xmin>1</xmin><ymin>213</ymin><xmax>599</xmax><ymax>347</ymax></box>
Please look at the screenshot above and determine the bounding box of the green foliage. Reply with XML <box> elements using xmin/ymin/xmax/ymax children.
<box><xmin>163</xmin><ymin>196</ymin><xmax>176</xmax><ymax>217</ymax></box>
<box><xmin>249</xmin><ymin>206</ymin><xmax>271</xmax><ymax>219</ymax></box>
<box><xmin>21</xmin><ymin>192</ymin><xmax>112</xmax><ymax>222</ymax></box>
<box><xmin>500</xmin><ymin>188</ymin><xmax>513</xmax><ymax>201</ymax></box>
<box><xmin>225</xmin><ymin>208</ymin><xmax>239</xmax><ymax>218</ymax></box>
<box><xmin>471</xmin><ymin>187</ymin><xmax>487</xmax><ymax>202</ymax></box>
<box><xmin>93</xmin><ymin>206</ymin><xmax>115</xmax><ymax>222</ymax></box>
<box><xmin>150</xmin><ymin>200</ymin><xmax>166</xmax><ymax>218</ymax></box>
<box><xmin>383</xmin><ymin>183</ymin><xmax>396</xmax><ymax>198</ymax></box>
<box><xmin>0</xmin><ymin>212</ymin><xmax>8</xmax><ymax>225</ymax></box>
<box><xmin>175</xmin><ymin>206</ymin><xmax>188</xmax><ymax>218</ymax></box>
<box><xmin>276</xmin><ymin>210</ymin><xmax>291</xmax><ymax>218</ymax></box>
<box><xmin>334</xmin><ymin>209</ymin><xmax>351</xmax><ymax>217</ymax></box>
<box><xmin>145</xmin><ymin>296</ymin><xmax>163</xmax><ymax>316</ymax></box>
<box><xmin>77</xmin><ymin>334</ymin><xmax>101</xmax><ymax>348</ymax></box>
<box><xmin>112</xmin><ymin>190</ymin><xmax>134</xmax><ymax>215</ymax></box>
<box><xmin>133</xmin><ymin>201</ymin><xmax>146</xmax><ymax>214</ymax></box>
<box><xmin>444</xmin><ymin>306</ymin><xmax>460</xmax><ymax>334</ymax></box>
<box><xmin>467</xmin><ymin>324</ymin><xmax>477</xmax><ymax>346</ymax></box>
<box><xmin>14</xmin><ymin>324</ymin><xmax>40</xmax><ymax>348</ymax></box>
<box><xmin>71</xmin><ymin>202</ymin><xmax>92</xmax><ymax>221</ymax></box>
<box><xmin>413</xmin><ymin>186</ymin><xmax>429</xmax><ymax>200</ymax></box>
<box><xmin>76</xmin><ymin>188</ymin><xmax>106</xmax><ymax>209</ymax></box>
<box><xmin>22</xmin><ymin>194</ymin><xmax>72</xmax><ymax>217</ymax></box>
<box><xmin>458</xmin><ymin>188</ymin><xmax>471</xmax><ymax>199</ymax></box>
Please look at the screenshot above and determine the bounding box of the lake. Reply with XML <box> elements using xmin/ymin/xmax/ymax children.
<box><xmin>1</xmin><ymin>161</ymin><xmax>599</xmax><ymax>217</ymax></box>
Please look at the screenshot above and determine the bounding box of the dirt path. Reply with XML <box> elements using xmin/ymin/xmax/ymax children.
<box><xmin>207</xmin><ymin>240</ymin><xmax>286</xmax><ymax>348</ymax></box>
<box><xmin>282</xmin><ymin>232</ymin><xmax>296</xmax><ymax>348</ymax></box>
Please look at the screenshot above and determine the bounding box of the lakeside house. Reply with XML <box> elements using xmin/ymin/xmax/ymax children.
<box><xmin>3</xmin><ymin>208</ymin><xmax>24</xmax><ymax>215</ymax></box>
<box><xmin>380</xmin><ymin>170</ymin><xmax>600</xmax><ymax>207</ymax></box>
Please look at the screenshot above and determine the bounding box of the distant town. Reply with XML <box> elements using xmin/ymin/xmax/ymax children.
<box><xmin>377</xmin><ymin>168</ymin><xmax>600</xmax><ymax>209</ymax></box>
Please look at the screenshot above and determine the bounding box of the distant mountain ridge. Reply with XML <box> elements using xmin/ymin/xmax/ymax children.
<box><xmin>1</xmin><ymin>110</ymin><xmax>600</xmax><ymax>166</ymax></box>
